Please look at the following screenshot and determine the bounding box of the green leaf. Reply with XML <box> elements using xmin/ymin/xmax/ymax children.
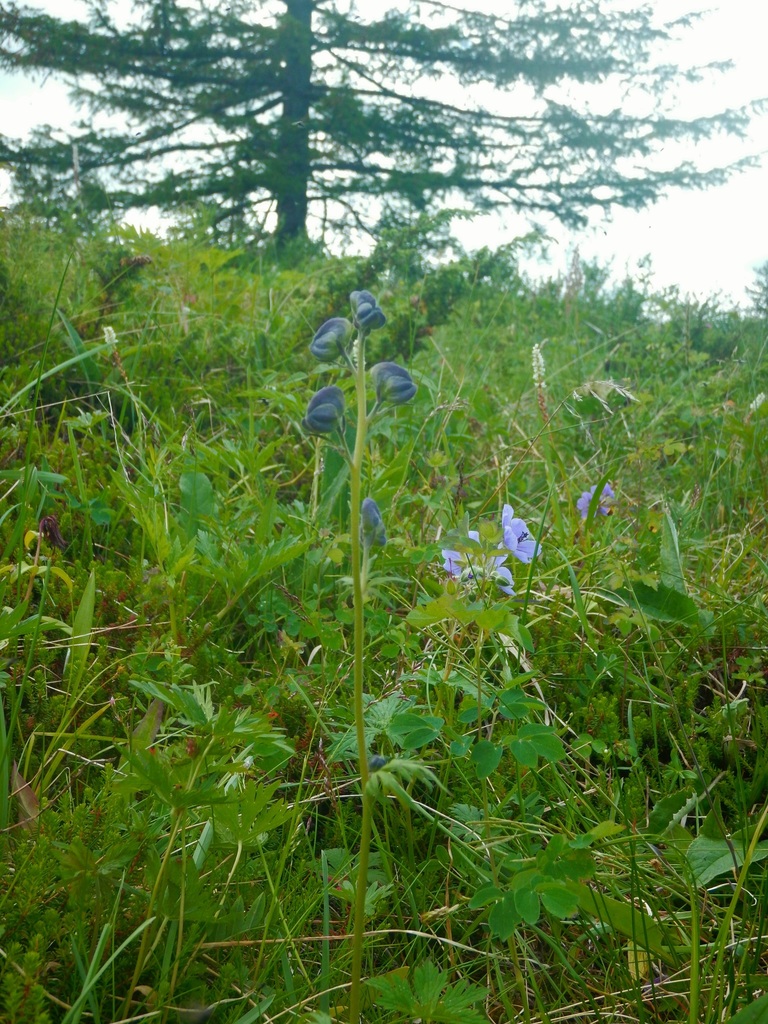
<box><xmin>471</xmin><ymin>739</ymin><xmax>503</xmax><ymax>778</ymax></box>
<box><xmin>473</xmin><ymin>606</ymin><xmax>508</xmax><ymax>632</ymax></box>
<box><xmin>449</xmin><ymin>734</ymin><xmax>473</xmax><ymax>757</ymax></box>
<box><xmin>58</xmin><ymin>310</ymin><xmax>101</xmax><ymax>385</ymax></box>
<box><xmin>368</xmin><ymin>960</ymin><xmax>487</xmax><ymax>1024</ymax></box>
<box><xmin>68</xmin><ymin>569</ymin><xmax>96</xmax><ymax>694</ymax></box>
<box><xmin>647</xmin><ymin>790</ymin><xmax>695</xmax><ymax>834</ymax></box>
<box><xmin>468</xmin><ymin>884</ymin><xmax>502</xmax><ymax>910</ymax></box>
<box><xmin>498</xmin><ymin>685</ymin><xmax>543</xmax><ymax>720</ymax></box>
<box><xmin>686</xmin><ymin>835</ymin><xmax>768</xmax><ymax>888</ymax></box>
<box><xmin>407</xmin><ymin>593</ymin><xmax>480</xmax><ymax>629</ymax></box>
<box><xmin>507</xmin><ymin>723</ymin><xmax>565</xmax><ymax>766</ymax></box>
<box><xmin>513</xmin><ymin>886</ymin><xmax>541</xmax><ymax>924</ymax></box>
<box><xmin>726</xmin><ymin>993</ymin><xmax>768</xmax><ymax>1023</ymax></box>
<box><xmin>180</xmin><ymin>470</ymin><xmax>216</xmax><ymax>537</ymax></box>
<box><xmin>538</xmin><ymin>882</ymin><xmax>579</xmax><ymax>919</ymax></box>
<box><xmin>614</xmin><ymin>581</ymin><xmax>699</xmax><ymax>625</ymax></box>
<box><xmin>388</xmin><ymin>711</ymin><xmax>444</xmax><ymax>750</ymax></box>
<box><xmin>488</xmin><ymin>892</ymin><xmax>520</xmax><ymax>941</ymax></box>
<box><xmin>660</xmin><ymin>509</ymin><xmax>686</xmax><ymax>594</ymax></box>
<box><xmin>574</xmin><ymin>884</ymin><xmax>677</xmax><ymax>962</ymax></box>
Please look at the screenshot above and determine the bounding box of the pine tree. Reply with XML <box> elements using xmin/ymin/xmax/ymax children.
<box><xmin>0</xmin><ymin>0</ymin><xmax>757</xmax><ymax>247</ymax></box>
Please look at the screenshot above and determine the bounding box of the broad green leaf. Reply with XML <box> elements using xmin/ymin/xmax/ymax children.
<box><xmin>508</xmin><ymin>736</ymin><xmax>538</xmax><ymax>767</ymax></box>
<box><xmin>488</xmin><ymin>892</ymin><xmax>519</xmax><ymax>941</ymax></box>
<box><xmin>180</xmin><ymin>470</ymin><xmax>216</xmax><ymax>537</ymax></box>
<box><xmin>574</xmin><ymin>884</ymin><xmax>677</xmax><ymax>962</ymax></box>
<box><xmin>474</xmin><ymin>606</ymin><xmax>508</xmax><ymax>632</ymax></box>
<box><xmin>726</xmin><ymin>993</ymin><xmax>768</xmax><ymax>1023</ymax></box>
<box><xmin>407</xmin><ymin>593</ymin><xmax>481</xmax><ymax>629</ymax></box>
<box><xmin>449</xmin><ymin>734</ymin><xmax>473</xmax><ymax>757</ymax></box>
<box><xmin>388</xmin><ymin>711</ymin><xmax>444</xmax><ymax>750</ymax></box>
<box><xmin>538</xmin><ymin>882</ymin><xmax>579</xmax><ymax>919</ymax></box>
<box><xmin>507</xmin><ymin>724</ymin><xmax>565</xmax><ymax>766</ymax></box>
<box><xmin>614</xmin><ymin>581</ymin><xmax>699</xmax><ymax>625</ymax></box>
<box><xmin>686</xmin><ymin>834</ymin><xmax>768</xmax><ymax>888</ymax></box>
<box><xmin>513</xmin><ymin>886</ymin><xmax>541</xmax><ymax>924</ymax></box>
<box><xmin>471</xmin><ymin>739</ymin><xmax>503</xmax><ymax>778</ymax></box>
<box><xmin>498</xmin><ymin>685</ymin><xmax>544</xmax><ymax>720</ymax></box>
<box><xmin>468</xmin><ymin>884</ymin><xmax>502</xmax><ymax>910</ymax></box>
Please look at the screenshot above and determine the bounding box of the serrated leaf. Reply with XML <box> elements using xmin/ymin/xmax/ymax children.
<box><xmin>368</xmin><ymin>960</ymin><xmax>488</xmax><ymax>1024</ymax></box>
<box><xmin>647</xmin><ymin>790</ymin><xmax>694</xmax><ymax>834</ymax></box>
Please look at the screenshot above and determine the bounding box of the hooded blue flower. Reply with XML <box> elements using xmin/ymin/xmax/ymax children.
<box><xmin>502</xmin><ymin>504</ymin><xmax>540</xmax><ymax>563</ymax></box>
<box><xmin>361</xmin><ymin>497</ymin><xmax>386</xmax><ymax>550</ymax></box>
<box><xmin>370</xmin><ymin>362</ymin><xmax>417</xmax><ymax>406</ymax></box>
<box><xmin>441</xmin><ymin>530</ymin><xmax>515</xmax><ymax>596</ymax></box>
<box><xmin>310</xmin><ymin>317</ymin><xmax>354</xmax><ymax>362</ymax></box>
<box><xmin>577</xmin><ymin>483</ymin><xmax>615</xmax><ymax>519</ymax></box>
<box><xmin>301</xmin><ymin>385</ymin><xmax>345</xmax><ymax>435</ymax></box>
<box><xmin>350</xmin><ymin>289</ymin><xmax>386</xmax><ymax>332</ymax></box>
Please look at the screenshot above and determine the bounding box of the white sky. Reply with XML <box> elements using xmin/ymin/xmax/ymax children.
<box><xmin>0</xmin><ymin>0</ymin><xmax>766</xmax><ymax>304</ymax></box>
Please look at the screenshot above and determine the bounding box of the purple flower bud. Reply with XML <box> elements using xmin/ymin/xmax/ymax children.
<box><xmin>310</xmin><ymin>317</ymin><xmax>354</xmax><ymax>362</ymax></box>
<box><xmin>368</xmin><ymin>754</ymin><xmax>388</xmax><ymax>771</ymax></box>
<box><xmin>301</xmin><ymin>385</ymin><xmax>345</xmax><ymax>435</ymax></box>
<box><xmin>370</xmin><ymin>362</ymin><xmax>417</xmax><ymax>406</ymax></box>
<box><xmin>361</xmin><ymin>497</ymin><xmax>386</xmax><ymax>549</ymax></box>
<box><xmin>350</xmin><ymin>289</ymin><xmax>386</xmax><ymax>332</ymax></box>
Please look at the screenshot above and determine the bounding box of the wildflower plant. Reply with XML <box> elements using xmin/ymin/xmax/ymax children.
<box><xmin>577</xmin><ymin>481</ymin><xmax>615</xmax><ymax>520</ymax></box>
<box><xmin>301</xmin><ymin>288</ymin><xmax>417</xmax><ymax>1024</ymax></box>
<box><xmin>441</xmin><ymin>505</ymin><xmax>540</xmax><ymax>598</ymax></box>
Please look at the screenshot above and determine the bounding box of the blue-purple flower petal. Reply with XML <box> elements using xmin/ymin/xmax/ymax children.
<box><xmin>501</xmin><ymin>504</ymin><xmax>540</xmax><ymax>563</ymax></box>
<box><xmin>577</xmin><ymin>483</ymin><xmax>615</xmax><ymax>519</ymax></box>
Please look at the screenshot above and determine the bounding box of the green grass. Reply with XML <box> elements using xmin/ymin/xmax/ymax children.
<box><xmin>0</xmin><ymin>211</ymin><xmax>767</xmax><ymax>1023</ymax></box>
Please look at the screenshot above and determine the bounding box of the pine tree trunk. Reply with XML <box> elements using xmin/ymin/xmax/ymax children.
<box><xmin>274</xmin><ymin>0</ymin><xmax>313</xmax><ymax>246</ymax></box>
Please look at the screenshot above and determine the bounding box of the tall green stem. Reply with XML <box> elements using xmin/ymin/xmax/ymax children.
<box><xmin>348</xmin><ymin>331</ymin><xmax>372</xmax><ymax>1024</ymax></box>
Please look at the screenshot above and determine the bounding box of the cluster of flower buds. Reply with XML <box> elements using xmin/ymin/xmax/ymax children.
<box><xmin>302</xmin><ymin>289</ymin><xmax>417</xmax><ymax>428</ymax></box>
<box><xmin>302</xmin><ymin>289</ymin><xmax>420</xmax><ymax>561</ymax></box>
